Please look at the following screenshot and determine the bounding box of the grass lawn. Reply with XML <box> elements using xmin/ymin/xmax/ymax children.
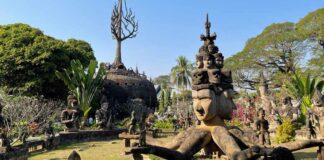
<box><xmin>29</xmin><ymin>137</ymin><xmax>320</xmax><ymax>160</ymax></box>
<box><xmin>29</xmin><ymin>140</ymin><xmax>132</xmax><ymax>160</ymax></box>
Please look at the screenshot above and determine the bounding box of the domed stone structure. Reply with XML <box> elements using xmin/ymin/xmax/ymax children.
<box><xmin>102</xmin><ymin>67</ymin><xmax>157</xmax><ymax>114</ymax></box>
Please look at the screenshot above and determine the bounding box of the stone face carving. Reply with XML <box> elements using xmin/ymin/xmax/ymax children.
<box><xmin>255</xmin><ymin>108</ymin><xmax>271</xmax><ymax>145</ymax></box>
<box><xmin>128</xmin><ymin>14</ymin><xmax>324</xmax><ymax>160</ymax></box>
<box><xmin>61</xmin><ymin>95</ymin><xmax>82</xmax><ymax>132</ymax></box>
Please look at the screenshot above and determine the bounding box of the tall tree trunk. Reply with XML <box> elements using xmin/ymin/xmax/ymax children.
<box><xmin>114</xmin><ymin>40</ymin><xmax>122</xmax><ymax>65</ymax></box>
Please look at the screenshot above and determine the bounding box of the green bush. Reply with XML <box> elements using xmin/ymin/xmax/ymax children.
<box><xmin>153</xmin><ymin>121</ymin><xmax>173</xmax><ymax>129</ymax></box>
<box><xmin>276</xmin><ymin>118</ymin><xmax>296</xmax><ymax>143</ymax></box>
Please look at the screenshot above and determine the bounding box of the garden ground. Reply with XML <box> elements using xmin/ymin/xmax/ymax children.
<box><xmin>29</xmin><ymin>138</ymin><xmax>319</xmax><ymax>160</ymax></box>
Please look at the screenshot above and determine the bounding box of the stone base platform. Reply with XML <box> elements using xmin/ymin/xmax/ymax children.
<box><xmin>59</xmin><ymin>129</ymin><xmax>126</xmax><ymax>144</ymax></box>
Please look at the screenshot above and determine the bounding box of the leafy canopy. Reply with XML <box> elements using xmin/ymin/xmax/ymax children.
<box><xmin>0</xmin><ymin>23</ymin><xmax>95</xmax><ymax>99</ymax></box>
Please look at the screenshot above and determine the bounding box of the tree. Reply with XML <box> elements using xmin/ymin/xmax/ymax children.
<box><xmin>0</xmin><ymin>23</ymin><xmax>95</xmax><ymax>99</ymax></box>
<box><xmin>164</xmin><ymin>87</ymin><xmax>171</xmax><ymax>109</ymax></box>
<box><xmin>170</xmin><ymin>56</ymin><xmax>193</xmax><ymax>91</ymax></box>
<box><xmin>296</xmin><ymin>8</ymin><xmax>324</xmax><ymax>48</ymax></box>
<box><xmin>284</xmin><ymin>73</ymin><xmax>324</xmax><ymax>121</ymax></box>
<box><xmin>55</xmin><ymin>60</ymin><xmax>106</xmax><ymax>118</ymax></box>
<box><xmin>1</xmin><ymin>91</ymin><xmax>64</xmax><ymax>145</ymax></box>
<box><xmin>111</xmin><ymin>0</ymin><xmax>138</xmax><ymax>69</ymax></box>
<box><xmin>225</xmin><ymin>22</ymin><xmax>305</xmax><ymax>90</ymax></box>
<box><xmin>296</xmin><ymin>8</ymin><xmax>324</xmax><ymax>76</ymax></box>
<box><xmin>153</xmin><ymin>75</ymin><xmax>171</xmax><ymax>89</ymax></box>
<box><xmin>158</xmin><ymin>90</ymin><xmax>165</xmax><ymax>112</ymax></box>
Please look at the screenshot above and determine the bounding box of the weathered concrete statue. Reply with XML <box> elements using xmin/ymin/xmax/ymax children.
<box><xmin>61</xmin><ymin>95</ymin><xmax>82</xmax><ymax>132</ymax></box>
<box><xmin>128</xmin><ymin>111</ymin><xmax>137</xmax><ymax>134</ymax></box>
<box><xmin>128</xmin><ymin>15</ymin><xmax>324</xmax><ymax>160</ymax></box>
<box><xmin>139</xmin><ymin>113</ymin><xmax>147</xmax><ymax>147</ymax></box>
<box><xmin>95</xmin><ymin>95</ymin><xmax>112</xmax><ymax>129</ymax></box>
<box><xmin>68</xmin><ymin>150</ymin><xmax>81</xmax><ymax>160</ymax></box>
<box><xmin>44</xmin><ymin>121</ymin><xmax>55</xmax><ymax>149</ymax></box>
<box><xmin>255</xmin><ymin>108</ymin><xmax>271</xmax><ymax>145</ymax></box>
<box><xmin>306</xmin><ymin>110</ymin><xmax>317</xmax><ymax>139</ymax></box>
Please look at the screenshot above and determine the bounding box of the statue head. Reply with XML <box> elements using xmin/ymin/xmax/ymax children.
<box><xmin>257</xmin><ymin>108</ymin><xmax>265</xmax><ymax>120</ymax></box>
<box><xmin>192</xmin><ymin>85</ymin><xmax>236</xmax><ymax>122</ymax></box>
<box><xmin>202</xmin><ymin>54</ymin><xmax>215</xmax><ymax>69</ymax></box>
<box><xmin>67</xmin><ymin>95</ymin><xmax>78</xmax><ymax>108</ymax></box>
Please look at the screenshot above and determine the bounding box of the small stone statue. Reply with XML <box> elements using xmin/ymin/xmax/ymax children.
<box><xmin>61</xmin><ymin>95</ymin><xmax>82</xmax><ymax>132</ymax></box>
<box><xmin>0</xmin><ymin>130</ymin><xmax>11</xmax><ymax>153</ymax></box>
<box><xmin>95</xmin><ymin>95</ymin><xmax>111</xmax><ymax>129</ymax></box>
<box><xmin>68</xmin><ymin>150</ymin><xmax>81</xmax><ymax>160</ymax></box>
<box><xmin>139</xmin><ymin>113</ymin><xmax>146</xmax><ymax>147</ymax></box>
<box><xmin>44</xmin><ymin>121</ymin><xmax>55</xmax><ymax>149</ymax></box>
<box><xmin>306</xmin><ymin>110</ymin><xmax>317</xmax><ymax>139</ymax></box>
<box><xmin>255</xmin><ymin>108</ymin><xmax>271</xmax><ymax>145</ymax></box>
<box><xmin>128</xmin><ymin>111</ymin><xmax>137</xmax><ymax>134</ymax></box>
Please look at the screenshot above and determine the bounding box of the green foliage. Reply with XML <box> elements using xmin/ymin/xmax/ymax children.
<box><xmin>296</xmin><ymin>8</ymin><xmax>324</xmax><ymax>42</ymax></box>
<box><xmin>284</xmin><ymin>73</ymin><xmax>324</xmax><ymax>121</ymax></box>
<box><xmin>0</xmin><ymin>23</ymin><xmax>95</xmax><ymax>99</ymax></box>
<box><xmin>164</xmin><ymin>87</ymin><xmax>171</xmax><ymax>108</ymax></box>
<box><xmin>158</xmin><ymin>91</ymin><xmax>165</xmax><ymax>112</ymax></box>
<box><xmin>225</xmin><ymin>9</ymin><xmax>324</xmax><ymax>90</ymax></box>
<box><xmin>153</xmin><ymin>121</ymin><xmax>173</xmax><ymax>129</ymax></box>
<box><xmin>276</xmin><ymin>118</ymin><xmax>296</xmax><ymax>144</ymax></box>
<box><xmin>170</xmin><ymin>56</ymin><xmax>193</xmax><ymax>91</ymax></box>
<box><xmin>296</xmin><ymin>8</ymin><xmax>324</xmax><ymax>77</ymax></box>
<box><xmin>153</xmin><ymin>75</ymin><xmax>171</xmax><ymax>89</ymax></box>
<box><xmin>171</xmin><ymin>91</ymin><xmax>177</xmax><ymax>106</ymax></box>
<box><xmin>55</xmin><ymin>60</ymin><xmax>106</xmax><ymax>117</ymax></box>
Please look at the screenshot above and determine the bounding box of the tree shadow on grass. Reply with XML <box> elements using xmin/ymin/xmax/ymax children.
<box><xmin>294</xmin><ymin>152</ymin><xmax>316</xmax><ymax>160</ymax></box>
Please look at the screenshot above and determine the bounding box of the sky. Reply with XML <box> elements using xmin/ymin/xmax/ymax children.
<box><xmin>0</xmin><ymin>0</ymin><xmax>323</xmax><ymax>79</ymax></box>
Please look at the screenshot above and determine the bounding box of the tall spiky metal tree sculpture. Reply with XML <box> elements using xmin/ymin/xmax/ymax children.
<box><xmin>111</xmin><ymin>0</ymin><xmax>138</xmax><ymax>69</ymax></box>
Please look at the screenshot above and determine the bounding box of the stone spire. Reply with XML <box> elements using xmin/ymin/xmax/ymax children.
<box><xmin>200</xmin><ymin>14</ymin><xmax>217</xmax><ymax>46</ymax></box>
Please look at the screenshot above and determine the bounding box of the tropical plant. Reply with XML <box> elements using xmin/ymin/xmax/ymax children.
<box><xmin>276</xmin><ymin>118</ymin><xmax>296</xmax><ymax>143</ymax></box>
<box><xmin>284</xmin><ymin>73</ymin><xmax>324</xmax><ymax>121</ymax></box>
<box><xmin>170</xmin><ymin>56</ymin><xmax>193</xmax><ymax>91</ymax></box>
<box><xmin>55</xmin><ymin>60</ymin><xmax>106</xmax><ymax>118</ymax></box>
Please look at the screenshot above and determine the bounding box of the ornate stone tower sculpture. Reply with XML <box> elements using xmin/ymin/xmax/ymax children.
<box><xmin>111</xmin><ymin>0</ymin><xmax>138</xmax><ymax>69</ymax></box>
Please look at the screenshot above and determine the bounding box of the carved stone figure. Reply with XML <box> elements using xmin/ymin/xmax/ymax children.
<box><xmin>68</xmin><ymin>150</ymin><xmax>81</xmax><ymax>160</ymax></box>
<box><xmin>128</xmin><ymin>111</ymin><xmax>137</xmax><ymax>134</ymax></box>
<box><xmin>128</xmin><ymin>14</ymin><xmax>324</xmax><ymax>160</ymax></box>
<box><xmin>95</xmin><ymin>95</ymin><xmax>112</xmax><ymax>129</ymax></box>
<box><xmin>61</xmin><ymin>95</ymin><xmax>82</xmax><ymax>132</ymax></box>
<box><xmin>306</xmin><ymin>110</ymin><xmax>317</xmax><ymax>139</ymax></box>
<box><xmin>255</xmin><ymin>108</ymin><xmax>271</xmax><ymax>145</ymax></box>
<box><xmin>44</xmin><ymin>121</ymin><xmax>55</xmax><ymax>149</ymax></box>
<box><xmin>139</xmin><ymin>113</ymin><xmax>146</xmax><ymax>147</ymax></box>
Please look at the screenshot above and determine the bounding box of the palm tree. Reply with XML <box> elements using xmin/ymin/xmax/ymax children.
<box><xmin>170</xmin><ymin>56</ymin><xmax>193</xmax><ymax>92</ymax></box>
<box><xmin>285</xmin><ymin>73</ymin><xmax>323</xmax><ymax>122</ymax></box>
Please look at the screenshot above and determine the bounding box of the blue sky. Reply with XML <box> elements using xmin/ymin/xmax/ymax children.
<box><xmin>0</xmin><ymin>0</ymin><xmax>323</xmax><ymax>78</ymax></box>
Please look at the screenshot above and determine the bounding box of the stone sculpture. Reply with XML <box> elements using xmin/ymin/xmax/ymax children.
<box><xmin>68</xmin><ymin>150</ymin><xmax>81</xmax><ymax>160</ymax></box>
<box><xmin>61</xmin><ymin>95</ymin><xmax>82</xmax><ymax>132</ymax></box>
<box><xmin>128</xmin><ymin>14</ymin><xmax>324</xmax><ymax>160</ymax></box>
<box><xmin>306</xmin><ymin>110</ymin><xmax>317</xmax><ymax>139</ymax></box>
<box><xmin>44</xmin><ymin>121</ymin><xmax>55</xmax><ymax>149</ymax></box>
<box><xmin>95</xmin><ymin>95</ymin><xmax>112</xmax><ymax>129</ymax></box>
<box><xmin>128</xmin><ymin>111</ymin><xmax>137</xmax><ymax>134</ymax></box>
<box><xmin>255</xmin><ymin>108</ymin><xmax>271</xmax><ymax>145</ymax></box>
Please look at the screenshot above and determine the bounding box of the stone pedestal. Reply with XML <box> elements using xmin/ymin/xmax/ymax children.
<box><xmin>0</xmin><ymin>147</ymin><xmax>6</xmax><ymax>153</ymax></box>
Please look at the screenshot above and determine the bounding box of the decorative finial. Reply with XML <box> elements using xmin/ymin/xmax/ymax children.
<box><xmin>200</xmin><ymin>14</ymin><xmax>216</xmax><ymax>45</ymax></box>
<box><xmin>205</xmin><ymin>14</ymin><xmax>211</xmax><ymax>37</ymax></box>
